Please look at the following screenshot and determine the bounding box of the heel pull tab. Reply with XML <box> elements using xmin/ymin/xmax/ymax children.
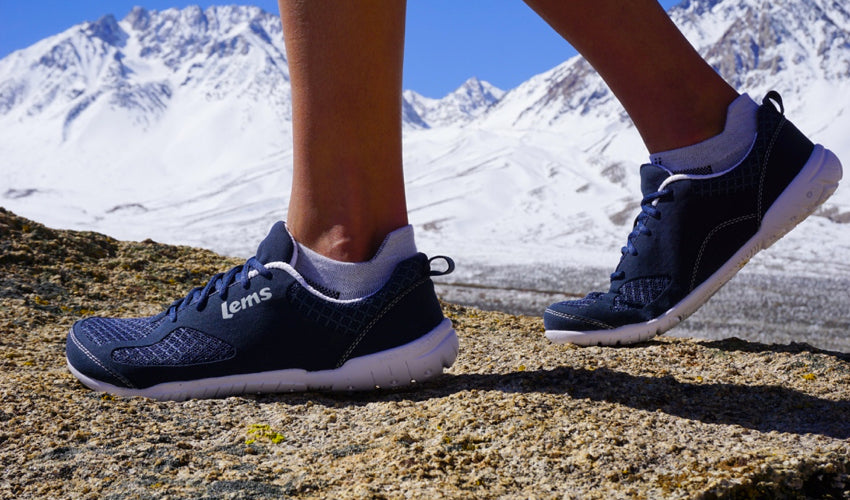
<box><xmin>428</xmin><ymin>256</ymin><xmax>455</xmax><ymax>276</ymax></box>
<box><xmin>763</xmin><ymin>90</ymin><xmax>785</xmax><ymax>115</ymax></box>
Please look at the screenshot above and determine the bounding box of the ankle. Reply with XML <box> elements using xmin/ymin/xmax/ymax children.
<box><xmin>292</xmin><ymin>225</ymin><xmax>418</xmax><ymax>299</ymax></box>
<box><xmin>643</xmin><ymin>88</ymin><xmax>739</xmax><ymax>154</ymax></box>
<box><xmin>288</xmin><ymin>223</ymin><xmax>397</xmax><ymax>263</ymax></box>
<box><xmin>306</xmin><ymin>229</ymin><xmax>374</xmax><ymax>263</ymax></box>
<box><xmin>650</xmin><ymin>94</ymin><xmax>758</xmax><ymax>174</ymax></box>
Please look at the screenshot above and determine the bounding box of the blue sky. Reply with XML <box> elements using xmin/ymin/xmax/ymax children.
<box><xmin>0</xmin><ymin>0</ymin><xmax>681</xmax><ymax>98</ymax></box>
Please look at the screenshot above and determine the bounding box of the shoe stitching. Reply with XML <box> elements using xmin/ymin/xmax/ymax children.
<box><xmin>689</xmin><ymin>213</ymin><xmax>758</xmax><ymax>291</ymax></box>
<box><xmin>544</xmin><ymin>308</ymin><xmax>614</xmax><ymax>330</ymax></box>
<box><xmin>689</xmin><ymin>113</ymin><xmax>784</xmax><ymax>293</ymax></box>
<box><xmin>335</xmin><ymin>276</ymin><xmax>429</xmax><ymax>369</ymax></box>
<box><xmin>758</xmin><ymin>116</ymin><xmax>787</xmax><ymax>220</ymax></box>
<box><xmin>70</xmin><ymin>330</ymin><xmax>136</xmax><ymax>389</ymax></box>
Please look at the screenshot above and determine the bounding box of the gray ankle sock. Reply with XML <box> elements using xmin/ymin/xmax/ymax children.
<box><xmin>650</xmin><ymin>93</ymin><xmax>759</xmax><ymax>175</ymax></box>
<box><xmin>293</xmin><ymin>225</ymin><xmax>417</xmax><ymax>300</ymax></box>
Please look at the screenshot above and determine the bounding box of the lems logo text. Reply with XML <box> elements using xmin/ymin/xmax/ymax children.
<box><xmin>221</xmin><ymin>287</ymin><xmax>272</xmax><ymax>319</ymax></box>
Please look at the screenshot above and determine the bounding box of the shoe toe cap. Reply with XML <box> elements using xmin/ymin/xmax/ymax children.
<box><xmin>543</xmin><ymin>302</ymin><xmax>615</xmax><ymax>332</ymax></box>
<box><xmin>544</xmin><ymin>292</ymin><xmax>651</xmax><ymax>332</ymax></box>
<box><xmin>66</xmin><ymin>322</ymin><xmax>135</xmax><ymax>391</ymax></box>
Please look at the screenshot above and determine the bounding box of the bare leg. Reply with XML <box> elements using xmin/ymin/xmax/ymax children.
<box><xmin>279</xmin><ymin>0</ymin><xmax>407</xmax><ymax>262</ymax></box>
<box><xmin>523</xmin><ymin>0</ymin><xmax>739</xmax><ymax>153</ymax></box>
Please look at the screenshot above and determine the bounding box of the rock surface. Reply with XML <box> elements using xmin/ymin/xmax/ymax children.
<box><xmin>1</xmin><ymin>207</ymin><xmax>848</xmax><ymax>499</ymax></box>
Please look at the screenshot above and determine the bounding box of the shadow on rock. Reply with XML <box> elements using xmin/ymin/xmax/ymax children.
<box><xmin>255</xmin><ymin>363</ymin><xmax>850</xmax><ymax>440</ymax></box>
<box><xmin>698</xmin><ymin>337</ymin><xmax>850</xmax><ymax>360</ymax></box>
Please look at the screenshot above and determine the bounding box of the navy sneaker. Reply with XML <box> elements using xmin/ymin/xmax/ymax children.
<box><xmin>545</xmin><ymin>92</ymin><xmax>843</xmax><ymax>346</ymax></box>
<box><xmin>66</xmin><ymin>222</ymin><xmax>459</xmax><ymax>400</ymax></box>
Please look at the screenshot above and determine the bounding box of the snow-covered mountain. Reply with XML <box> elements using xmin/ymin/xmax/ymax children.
<box><xmin>482</xmin><ymin>0</ymin><xmax>850</xmax><ymax>166</ymax></box>
<box><xmin>1</xmin><ymin>0</ymin><xmax>848</xmax><ymax>280</ymax></box>
<box><xmin>403</xmin><ymin>77</ymin><xmax>504</xmax><ymax>128</ymax></box>
<box><xmin>0</xmin><ymin>5</ymin><xmax>293</xmax><ymax>221</ymax></box>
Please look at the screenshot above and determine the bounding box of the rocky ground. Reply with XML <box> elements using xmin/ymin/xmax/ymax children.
<box><xmin>1</xmin><ymin>207</ymin><xmax>849</xmax><ymax>499</ymax></box>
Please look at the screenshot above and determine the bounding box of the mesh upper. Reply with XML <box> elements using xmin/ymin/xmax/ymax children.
<box><xmin>78</xmin><ymin>316</ymin><xmax>166</xmax><ymax>346</ymax></box>
<box><xmin>678</xmin><ymin>165</ymin><xmax>714</xmax><ymax>176</ymax></box>
<box><xmin>563</xmin><ymin>277</ymin><xmax>670</xmax><ymax>312</ymax></box>
<box><xmin>620</xmin><ymin>276</ymin><xmax>671</xmax><ymax>305</ymax></box>
<box><xmin>111</xmin><ymin>327</ymin><xmax>236</xmax><ymax>366</ymax></box>
<box><xmin>566</xmin><ymin>292</ymin><xmax>605</xmax><ymax>308</ymax></box>
<box><xmin>613</xmin><ymin>276</ymin><xmax>671</xmax><ymax>311</ymax></box>
<box><xmin>288</xmin><ymin>258</ymin><xmax>424</xmax><ymax>338</ymax></box>
<box><xmin>689</xmin><ymin>109</ymin><xmax>783</xmax><ymax>198</ymax></box>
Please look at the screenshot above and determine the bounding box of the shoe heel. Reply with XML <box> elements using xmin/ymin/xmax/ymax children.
<box><xmin>810</xmin><ymin>147</ymin><xmax>843</xmax><ymax>204</ymax></box>
<box><xmin>329</xmin><ymin>318</ymin><xmax>459</xmax><ymax>390</ymax></box>
<box><xmin>760</xmin><ymin>145</ymin><xmax>843</xmax><ymax>250</ymax></box>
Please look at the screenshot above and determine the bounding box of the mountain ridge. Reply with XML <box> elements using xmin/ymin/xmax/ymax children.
<box><xmin>1</xmin><ymin>0</ymin><xmax>848</xmax><ymax>280</ymax></box>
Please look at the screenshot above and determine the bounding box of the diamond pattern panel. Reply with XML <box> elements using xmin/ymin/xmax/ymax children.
<box><xmin>79</xmin><ymin>316</ymin><xmax>164</xmax><ymax>346</ymax></box>
<box><xmin>111</xmin><ymin>327</ymin><xmax>236</xmax><ymax>366</ymax></box>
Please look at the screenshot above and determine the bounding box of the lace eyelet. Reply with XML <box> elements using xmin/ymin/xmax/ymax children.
<box><xmin>161</xmin><ymin>257</ymin><xmax>270</xmax><ymax>322</ymax></box>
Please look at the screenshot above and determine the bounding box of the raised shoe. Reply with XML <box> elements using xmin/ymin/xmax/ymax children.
<box><xmin>544</xmin><ymin>92</ymin><xmax>843</xmax><ymax>346</ymax></box>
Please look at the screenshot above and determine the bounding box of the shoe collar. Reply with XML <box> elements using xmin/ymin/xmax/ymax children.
<box><xmin>640</xmin><ymin>163</ymin><xmax>713</xmax><ymax>197</ymax></box>
<box><xmin>255</xmin><ymin>221</ymin><xmax>296</xmax><ymax>265</ymax></box>
<box><xmin>640</xmin><ymin>163</ymin><xmax>673</xmax><ymax>196</ymax></box>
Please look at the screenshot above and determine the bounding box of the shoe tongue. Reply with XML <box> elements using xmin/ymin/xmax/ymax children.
<box><xmin>255</xmin><ymin>221</ymin><xmax>295</xmax><ymax>264</ymax></box>
<box><xmin>639</xmin><ymin>164</ymin><xmax>672</xmax><ymax>196</ymax></box>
